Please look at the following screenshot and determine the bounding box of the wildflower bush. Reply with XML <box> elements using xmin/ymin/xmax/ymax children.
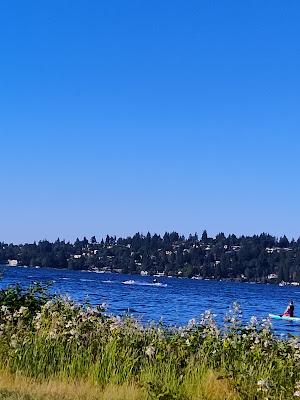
<box><xmin>0</xmin><ymin>285</ymin><xmax>300</xmax><ymax>399</ymax></box>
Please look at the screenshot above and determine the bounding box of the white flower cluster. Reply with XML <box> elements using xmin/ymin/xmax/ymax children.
<box><xmin>257</xmin><ymin>379</ymin><xmax>270</xmax><ymax>392</ymax></box>
<box><xmin>200</xmin><ymin>310</ymin><xmax>218</xmax><ymax>334</ymax></box>
<box><xmin>13</xmin><ymin>306</ymin><xmax>28</xmax><ymax>318</ymax></box>
<box><xmin>1</xmin><ymin>305</ymin><xmax>9</xmax><ymax>316</ymax></box>
<box><xmin>294</xmin><ymin>381</ymin><xmax>300</xmax><ymax>397</ymax></box>
<box><xmin>145</xmin><ymin>345</ymin><xmax>155</xmax><ymax>358</ymax></box>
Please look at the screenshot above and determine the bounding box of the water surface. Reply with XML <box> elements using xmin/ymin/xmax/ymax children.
<box><xmin>1</xmin><ymin>266</ymin><xmax>299</xmax><ymax>336</ymax></box>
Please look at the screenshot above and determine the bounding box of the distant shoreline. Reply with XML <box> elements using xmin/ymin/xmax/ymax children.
<box><xmin>1</xmin><ymin>263</ymin><xmax>298</xmax><ymax>288</ymax></box>
<box><xmin>1</xmin><ymin>231</ymin><xmax>299</xmax><ymax>285</ymax></box>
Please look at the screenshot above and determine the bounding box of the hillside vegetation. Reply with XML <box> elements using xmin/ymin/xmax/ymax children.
<box><xmin>1</xmin><ymin>231</ymin><xmax>300</xmax><ymax>283</ymax></box>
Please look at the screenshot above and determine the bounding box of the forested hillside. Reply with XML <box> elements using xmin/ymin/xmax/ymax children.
<box><xmin>1</xmin><ymin>231</ymin><xmax>300</xmax><ymax>283</ymax></box>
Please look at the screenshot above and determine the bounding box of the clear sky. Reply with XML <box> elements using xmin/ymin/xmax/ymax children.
<box><xmin>1</xmin><ymin>1</ymin><xmax>299</xmax><ymax>243</ymax></box>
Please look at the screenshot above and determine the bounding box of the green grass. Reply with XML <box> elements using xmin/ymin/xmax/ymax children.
<box><xmin>0</xmin><ymin>284</ymin><xmax>299</xmax><ymax>399</ymax></box>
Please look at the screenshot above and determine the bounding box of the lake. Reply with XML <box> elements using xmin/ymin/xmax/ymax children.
<box><xmin>1</xmin><ymin>265</ymin><xmax>299</xmax><ymax>336</ymax></box>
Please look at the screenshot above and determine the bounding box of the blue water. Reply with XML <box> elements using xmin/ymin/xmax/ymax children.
<box><xmin>1</xmin><ymin>266</ymin><xmax>300</xmax><ymax>336</ymax></box>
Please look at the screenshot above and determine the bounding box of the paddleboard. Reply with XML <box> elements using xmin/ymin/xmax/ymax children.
<box><xmin>269</xmin><ymin>313</ymin><xmax>300</xmax><ymax>322</ymax></box>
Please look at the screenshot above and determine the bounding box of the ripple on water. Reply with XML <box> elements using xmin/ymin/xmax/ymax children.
<box><xmin>1</xmin><ymin>267</ymin><xmax>299</xmax><ymax>335</ymax></box>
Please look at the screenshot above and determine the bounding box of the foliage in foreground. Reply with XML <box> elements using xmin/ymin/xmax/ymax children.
<box><xmin>0</xmin><ymin>284</ymin><xmax>300</xmax><ymax>399</ymax></box>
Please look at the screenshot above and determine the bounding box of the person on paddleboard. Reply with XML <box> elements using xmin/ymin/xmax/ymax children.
<box><xmin>283</xmin><ymin>301</ymin><xmax>294</xmax><ymax>317</ymax></box>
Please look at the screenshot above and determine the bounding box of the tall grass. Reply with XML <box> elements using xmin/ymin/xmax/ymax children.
<box><xmin>0</xmin><ymin>369</ymin><xmax>238</xmax><ymax>400</ymax></box>
<box><xmin>0</xmin><ymin>371</ymin><xmax>145</xmax><ymax>400</ymax></box>
<box><xmin>0</xmin><ymin>284</ymin><xmax>299</xmax><ymax>399</ymax></box>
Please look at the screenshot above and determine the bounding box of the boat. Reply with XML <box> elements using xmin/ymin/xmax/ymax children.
<box><xmin>269</xmin><ymin>313</ymin><xmax>300</xmax><ymax>322</ymax></box>
<box><xmin>122</xmin><ymin>280</ymin><xmax>135</xmax><ymax>285</ymax></box>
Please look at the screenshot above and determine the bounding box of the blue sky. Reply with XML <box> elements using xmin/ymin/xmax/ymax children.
<box><xmin>1</xmin><ymin>1</ymin><xmax>299</xmax><ymax>243</ymax></box>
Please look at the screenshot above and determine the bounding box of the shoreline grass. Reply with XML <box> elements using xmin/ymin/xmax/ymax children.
<box><xmin>0</xmin><ymin>369</ymin><xmax>239</xmax><ymax>400</ymax></box>
<box><xmin>0</xmin><ymin>284</ymin><xmax>299</xmax><ymax>399</ymax></box>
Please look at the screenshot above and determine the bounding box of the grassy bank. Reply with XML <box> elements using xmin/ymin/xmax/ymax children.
<box><xmin>0</xmin><ymin>369</ymin><xmax>238</xmax><ymax>400</ymax></box>
<box><xmin>0</xmin><ymin>284</ymin><xmax>299</xmax><ymax>399</ymax></box>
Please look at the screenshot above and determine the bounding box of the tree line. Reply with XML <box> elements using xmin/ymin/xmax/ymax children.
<box><xmin>1</xmin><ymin>231</ymin><xmax>300</xmax><ymax>282</ymax></box>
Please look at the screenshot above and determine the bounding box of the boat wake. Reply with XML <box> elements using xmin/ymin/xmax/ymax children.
<box><xmin>122</xmin><ymin>280</ymin><xmax>167</xmax><ymax>287</ymax></box>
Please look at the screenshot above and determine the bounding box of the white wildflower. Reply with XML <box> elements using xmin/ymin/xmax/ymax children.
<box><xmin>1</xmin><ymin>305</ymin><xmax>9</xmax><ymax>315</ymax></box>
<box><xmin>295</xmin><ymin>382</ymin><xmax>300</xmax><ymax>389</ymax></box>
<box><xmin>69</xmin><ymin>329</ymin><xmax>78</xmax><ymax>337</ymax></box>
<box><xmin>250</xmin><ymin>316</ymin><xmax>258</xmax><ymax>325</ymax></box>
<box><xmin>145</xmin><ymin>345</ymin><xmax>155</xmax><ymax>358</ymax></box>
<box><xmin>10</xmin><ymin>334</ymin><xmax>17</xmax><ymax>348</ymax></box>
<box><xmin>257</xmin><ymin>379</ymin><xmax>270</xmax><ymax>392</ymax></box>
<box><xmin>232</xmin><ymin>301</ymin><xmax>241</xmax><ymax>314</ymax></box>
<box><xmin>35</xmin><ymin>312</ymin><xmax>42</xmax><ymax>320</ymax></box>
<box><xmin>44</xmin><ymin>300</ymin><xmax>53</xmax><ymax>309</ymax></box>
<box><xmin>187</xmin><ymin>318</ymin><xmax>196</xmax><ymax>329</ymax></box>
<box><xmin>110</xmin><ymin>316</ymin><xmax>123</xmax><ymax>331</ymax></box>
<box><xmin>19</xmin><ymin>306</ymin><xmax>28</xmax><ymax>315</ymax></box>
<box><xmin>261</xmin><ymin>318</ymin><xmax>272</xmax><ymax>331</ymax></box>
<box><xmin>48</xmin><ymin>330</ymin><xmax>57</xmax><ymax>339</ymax></box>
